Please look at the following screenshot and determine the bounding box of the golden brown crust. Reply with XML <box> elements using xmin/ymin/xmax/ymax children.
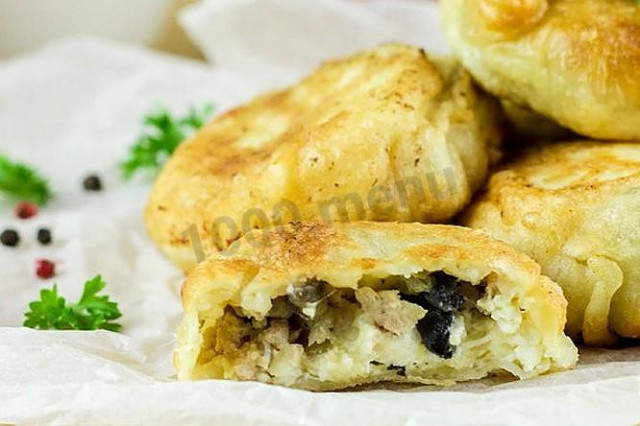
<box><xmin>441</xmin><ymin>0</ymin><xmax>640</xmax><ymax>140</ymax></box>
<box><xmin>461</xmin><ymin>141</ymin><xmax>640</xmax><ymax>345</ymax></box>
<box><xmin>145</xmin><ymin>44</ymin><xmax>502</xmax><ymax>272</ymax></box>
<box><xmin>182</xmin><ymin>222</ymin><xmax>555</xmax><ymax>308</ymax></box>
<box><xmin>176</xmin><ymin>222</ymin><xmax>577</xmax><ymax>389</ymax></box>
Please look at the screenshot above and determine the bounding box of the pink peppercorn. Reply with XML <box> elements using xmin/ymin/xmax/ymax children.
<box><xmin>15</xmin><ymin>202</ymin><xmax>38</xmax><ymax>219</ymax></box>
<box><xmin>35</xmin><ymin>259</ymin><xmax>55</xmax><ymax>279</ymax></box>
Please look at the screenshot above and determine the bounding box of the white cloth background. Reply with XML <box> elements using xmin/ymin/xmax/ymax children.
<box><xmin>180</xmin><ymin>0</ymin><xmax>449</xmax><ymax>88</ymax></box>
<box><xmin>1</xmin><ymin>1</ymin><xmax>639</xmax><ymax>424</ymax></box>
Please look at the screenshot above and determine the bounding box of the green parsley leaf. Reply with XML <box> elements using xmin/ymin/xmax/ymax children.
<box><xmin>121</xmin><ymin>103</ymin><xmax>215</xmax><ymax>179</ymax></box>
<box><xmin>0</xmin><ymin>155</ymin><xmax>52</xmax><ymax>205</ymax></box>
<box><xmin>24</xmin><ymin>275</ymin><xmax>123</xmax><ymax>332</ymax></box>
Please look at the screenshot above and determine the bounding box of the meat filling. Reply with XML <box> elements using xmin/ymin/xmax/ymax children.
<box><xmin>208</xmin><ymin>271</ymin><xmax>489</xmax><ymax>384</ymax></box>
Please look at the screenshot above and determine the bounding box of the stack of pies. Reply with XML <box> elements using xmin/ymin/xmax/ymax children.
<box><xmin>145</xmin><ymin>0</ymin><xmax>640</xmax><ymax>390</ymax></box>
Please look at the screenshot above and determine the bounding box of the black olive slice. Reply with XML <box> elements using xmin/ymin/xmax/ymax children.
<box><xmin>416</xmin><ymin>310</ymin><xmax>454</xmax><ymax>359</ymax></box>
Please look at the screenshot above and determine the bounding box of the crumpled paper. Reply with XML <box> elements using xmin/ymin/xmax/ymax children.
<box><xmin>180</xmin><ymin>0</ymin><xmax>449</xmax><ymax>89</ymax></box>
<box><xmin>1</xmin><ymin>1</ymin><xmax>640</xmax><ymax>424</ymax></box>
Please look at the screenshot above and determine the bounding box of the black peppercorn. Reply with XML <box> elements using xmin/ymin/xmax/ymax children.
<box><xmin>83</xmin><ymin>175</ymin><xmax>103</xmax><ymax>191</ymax></box>
<box><xmin>37</xmin><ymin>228</ymin><xmax>52</xmax><ymax>245</ymax></box>
<box><xmin>0</xmin><ymin>229</ymin><xmax>20</xmax><ymax>247</ymax></box>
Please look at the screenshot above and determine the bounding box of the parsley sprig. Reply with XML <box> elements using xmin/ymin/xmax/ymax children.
<box><xmin>24</xmin><ymin>275</ymin><xmax>122</xmax><ymax>332</ymax></box>
<box><xmin>0</xmin><ymin>155</ymin><xmax>52</xmax><ymax>205</ymax></box>
<box><xmin>121</xmin><ymin>104</ymin><xmax>214</xmax><ymax>179</ymax></box>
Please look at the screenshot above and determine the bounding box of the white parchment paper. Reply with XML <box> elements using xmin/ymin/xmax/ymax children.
<box><xmin>1</xmin><ymin>1</ymin><xmax>640</xmax><ymax>424</ymax></box>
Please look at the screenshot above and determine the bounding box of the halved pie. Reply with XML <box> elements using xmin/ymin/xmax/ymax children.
<box><xmin>175</xmin><ymin>222</ymin><xmax>577</xmax><ymax>390</ymax></box>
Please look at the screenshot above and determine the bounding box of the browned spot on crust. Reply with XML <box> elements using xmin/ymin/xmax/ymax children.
<box><xmin>169</xmin><ymin>236</ymin><xmax>189</xmax><ymax>246</ymax></box>
<box><xmin>356</xmin><ymin>258</ymin><xmax>377</xmax><ymax>270</ymax></box>
<box><xmin>254</xmin><ymin>222</ymin><xmax>339</xmax><ymax>269</ymax></box>
<box><xmin>477</xmin><ymin>0</ymin><xmax>548</xmax><ymax>34</ymax></box>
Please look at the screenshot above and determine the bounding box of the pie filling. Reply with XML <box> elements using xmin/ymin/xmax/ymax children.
<box><xmin>197</xmin><ymin>271</ymin><xmax>556</xmax><ymax>387</ymax></box>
